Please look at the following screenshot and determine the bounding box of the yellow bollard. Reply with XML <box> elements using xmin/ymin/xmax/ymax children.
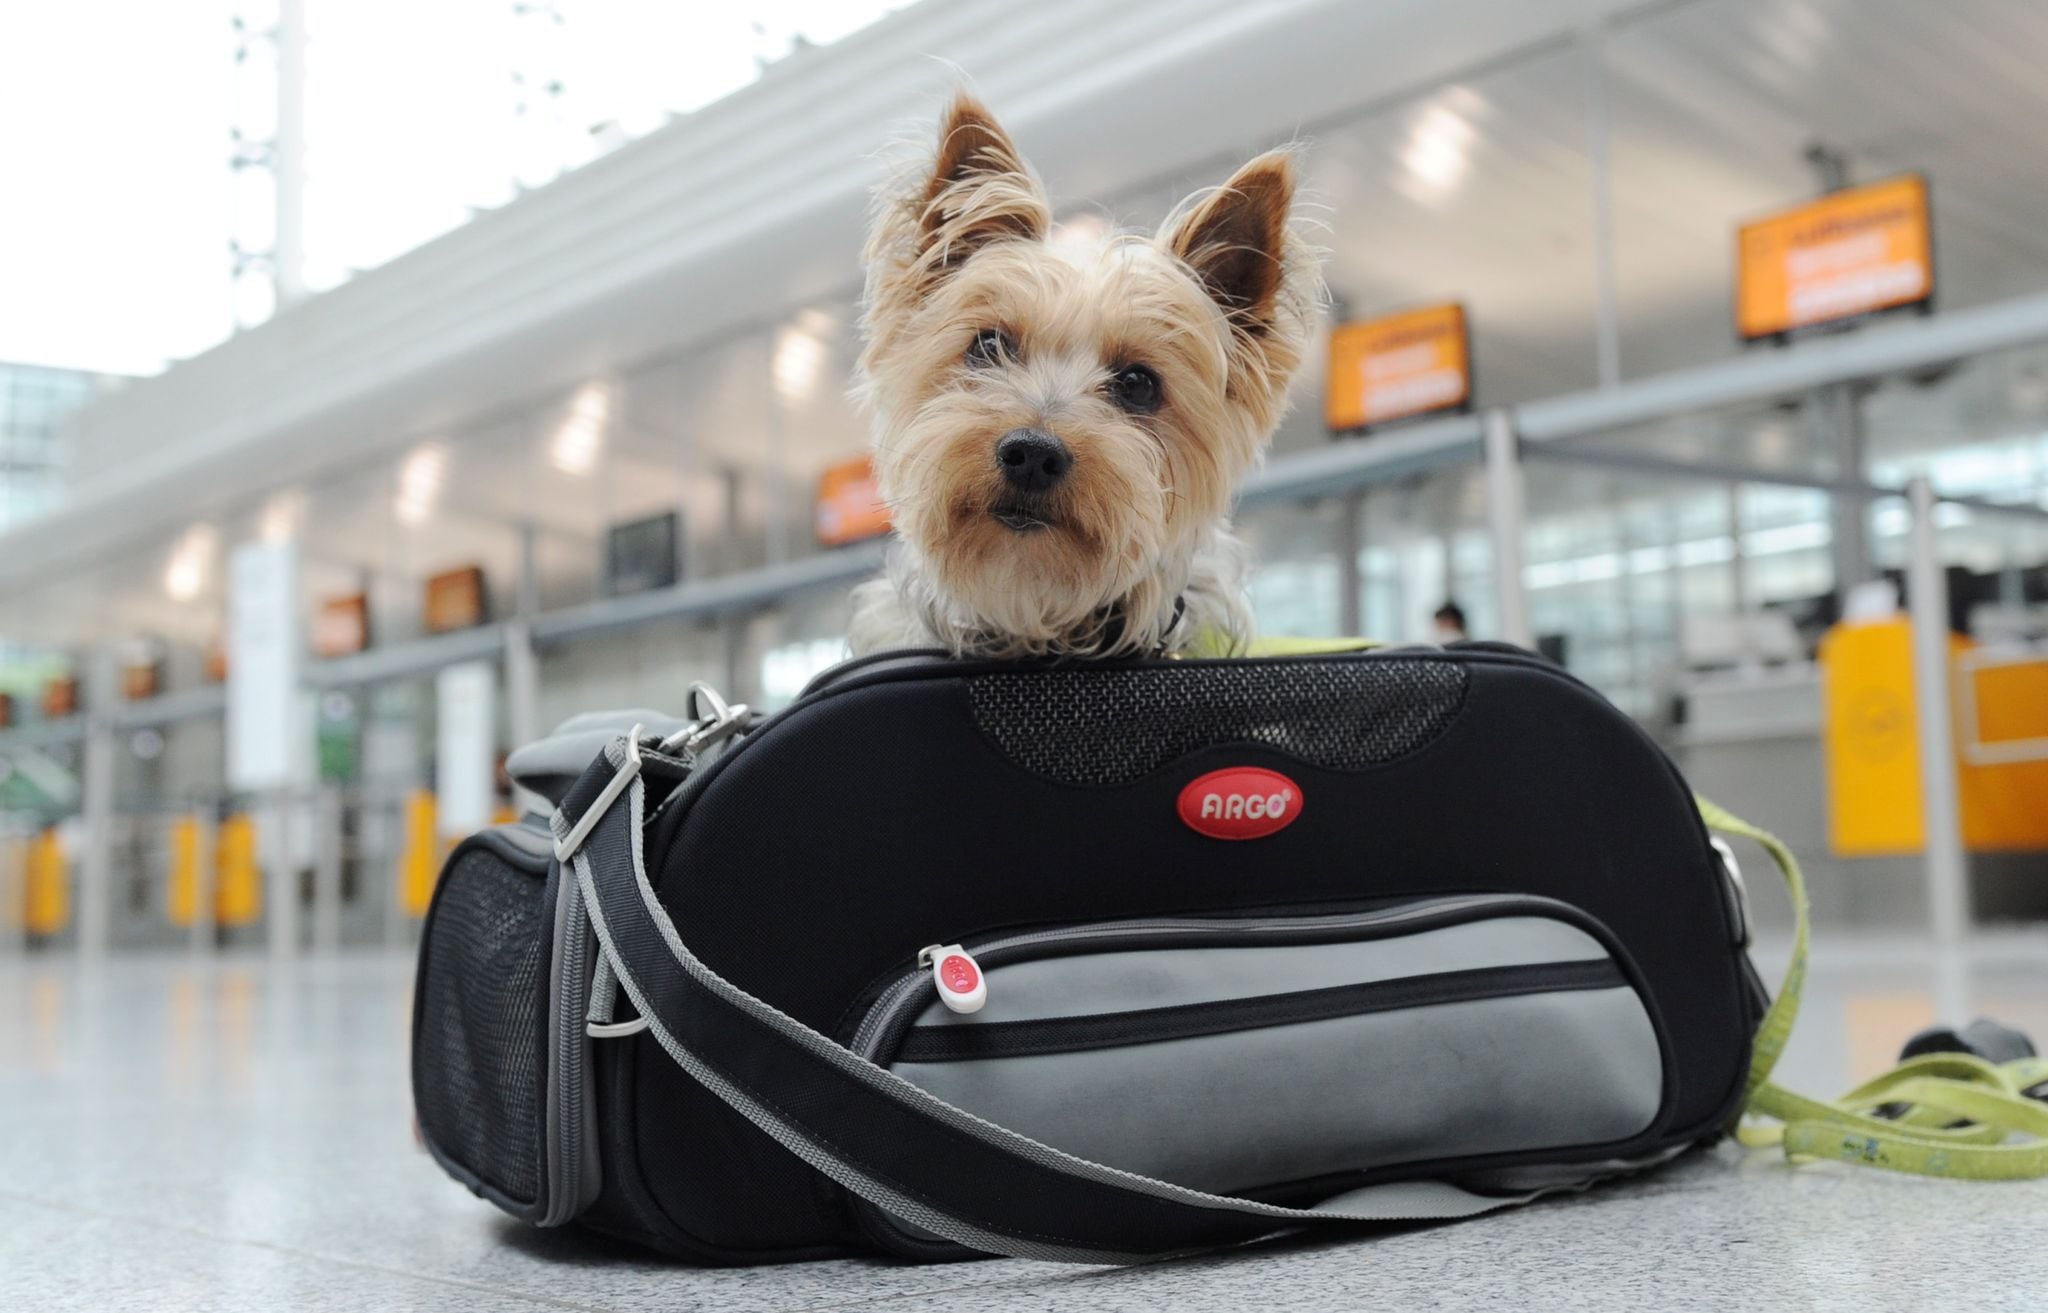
<box><xmin>25</xmin><ymin>827</ymin><xmax>68</xmax><ymax>936</ymax></box>
<box><xmin>215</xmin><ymin>814</ymin><xmax>262</xmax><ymax>927</ymax></box>
<box><xmin>167</xmin><ymin>814</ymin><xmax>202</xmax><ymax>928</ymax></box>
<box><xmin>400</xmin><ymin>791</ymin><xmax>440</xmax><ymax>918</ymax></box>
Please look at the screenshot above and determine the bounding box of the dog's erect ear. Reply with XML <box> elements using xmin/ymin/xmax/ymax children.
<box><xmin>861</xmin><ymin>94</ymin><xmax>1051</xmax><ymax>373</ymax></box>
<box><xmin>918</xmin><ymin>95</ymin><xmax>1049</xmax><ymax>265</ymax></box>
<box><xmin>1165</xmin><ymin>151</ymin><xmax>1298</xmax><ymax>330</ymax></box>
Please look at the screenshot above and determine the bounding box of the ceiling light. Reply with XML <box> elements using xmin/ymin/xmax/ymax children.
<box><xmin>1396</xmin><ymin>93</ymin><xmax>1484</xmax><ymax>204</ymax></box>
<box><xmin>395</xmin><ymin>443</ymin><xmax>448</xmax><ymax>526</ymax></box>
<box><xmin>164</xmin><ymin>525</ymin><xmax>219</xmax><ymax>601</ymax></box>
<box><xmin>551</xmin><ymin>382</ymin><xmax>611</xmax><ymax>475</ymax></box>
<box><xmin>259</xmin><ymin>489</ymin><xmax>306</xmax><ymax>543</ymax></box>
<box><xmin>773</xmin><ymin>322</ymin><xmax>828</xmax><ymax>405</ymax></box>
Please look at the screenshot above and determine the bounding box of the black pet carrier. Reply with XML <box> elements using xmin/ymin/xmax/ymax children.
<box><xmin>413</xmin><ymin>646</ymin><xmax>1791</xmax><ymax>1264</ymax></box>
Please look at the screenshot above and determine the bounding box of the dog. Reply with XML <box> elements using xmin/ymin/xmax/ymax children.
<box><xmin>848</xmin><ymin>93</ymin><xmax>1319</xmax><ymax>659</ymax></box>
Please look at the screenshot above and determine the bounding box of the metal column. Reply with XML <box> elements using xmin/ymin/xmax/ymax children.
<box><xmin>272</xmin><ymin>0</ymin><xmax>308</xmax><ymax>307</ymax></box>
<box><xmin>188</xmin><ymin>813</ymin><xmax>216</xmax><ymax>956</ymax></box>
<box><xmin>310</xmin><ymin>786</ymin><xmax>343</xmax><ymax>954</ymax></box>
<box><xmin>1581</xmin><ymin>23</ymin><xmax>1622</xmax><ymax>390</ymax></box>
<box><xmin>507</xmin><ymin>521</ymin><xmax>542</xmax><ymax>748</ymax></box>
<box><xmin>264</xmin><ymin>794</ymin><xmax>298</xmax><ymax>959</ymax></box>
<box><xmin>1820</xmin><ymin>382</ymin><xmax>1871</xmax><ymax>591</ymax></box>
<box><xmin>1336</xmin><ymin>493</ymin><xmax>1364</xmax><ymax>638</ymax></box>
<box><xmin>1726</xmin><ymin>484</ymin><xmax>1751</xmax><ymax>616</ymax></box>
<box><xmin>1801</xmin><ymin>144</ymin><xmax>1871</xmax><ymax>594</ymax></box>
<box><xmin>1483</xmin><ymin>409</ymin><xmax>1533</xmax><ymax>649</ymax></box>
<box><xmin>1906</xmin><ymin>477</ymin><xmax>1970</xmax><ymax>1021</ymax></box>
<box><xmin>76</xmin><ymin>651</ymin><xmax>119</xmax><ymax>959</ymax></box>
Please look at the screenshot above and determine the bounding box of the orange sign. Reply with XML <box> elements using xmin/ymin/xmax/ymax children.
<box><xmin>815</xmin><ymin>454</ymin><xmax>891</xmax><ymax>547</ymax></box>
<box><xmin>314</xmin><ymin>593</ymin><xmax>370</xmax><ymax>658</ymax></box>
<box><xmin>424</xmin><ymin>566</ymin><xmax>487</xmax><ymax>634</ymax></box>
<box><xmin>1325</xmin><ymin>302</ymin><xmax>1471</xmax><ymax>432</ymax></box>
<box><xmin>121</xmin><ymin>660</ymin><xmax>161</xmax><ymax>702</ymax></box>
<box><xmin>42</xmin><ymin>676</ymin><xmax>78</xmax><ymax>720</ymax></box>
<box><xmin>1737</xmin><ymin>174</ymin><xmax>1932</xmax><ymax>340</ymax></box>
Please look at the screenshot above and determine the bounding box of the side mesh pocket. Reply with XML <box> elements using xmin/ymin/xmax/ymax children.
<box><xmin>413</xmin><ymin>833</ymin><xmax>554</xmax><ymax>1217</ymax></box>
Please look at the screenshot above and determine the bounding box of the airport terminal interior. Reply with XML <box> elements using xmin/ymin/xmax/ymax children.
<box><xmin>6</xmin><ymin>0</ymin><xmax>2048</xmax><ymax>1308</ymax></box>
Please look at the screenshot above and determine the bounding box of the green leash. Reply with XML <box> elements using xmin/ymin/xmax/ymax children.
<box><xmin>1699</xmin><ymin>796</ymin><xmax>2048</xmax><ymax>1180</ymax></box>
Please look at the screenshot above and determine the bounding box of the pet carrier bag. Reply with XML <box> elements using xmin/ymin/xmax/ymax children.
<box><xmin>411</xmin><ymin>645</ymin><xmax>1804</xmax><ymax>1264</ymax></box>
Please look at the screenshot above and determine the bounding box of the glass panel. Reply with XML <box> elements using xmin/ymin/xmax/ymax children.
<box><xmin>736</xmin><ymin>583</ymin><xmax>862</xmax><ymax>712</ymax></box>
<box><xmin>1520</xmin><ymin>460</ymin><xmax>1849</xmax><ymax>720</ymax></box>
<box><xmin>1240</xmin><ymin>499</ymin><xmax>1346</xmax><ymax>640</ymax></box>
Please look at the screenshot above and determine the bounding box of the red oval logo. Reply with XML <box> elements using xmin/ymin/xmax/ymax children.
<box><xmin>1177</xmin><ymin>767</ymin><xmax>1303</xmax><ymax>840</ymax></box>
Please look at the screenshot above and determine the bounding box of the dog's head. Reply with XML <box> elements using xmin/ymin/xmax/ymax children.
<box><xmin>856</xmin><ymin>93</ymin><xmax>1317</xmax><ymax>656</ymax></box>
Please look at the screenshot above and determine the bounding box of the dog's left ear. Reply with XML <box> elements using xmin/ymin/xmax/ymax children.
<box><xmin>1164</xmin><ymin>151</ymin><xmax>1300</xmax><ymax>334</ymax></box>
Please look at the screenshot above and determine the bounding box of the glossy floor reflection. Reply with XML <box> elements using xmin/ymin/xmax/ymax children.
<box><xmin>3</xmin><ymin>941</ymin><xmax>2046</xmax><ymax>1312</ymax></box>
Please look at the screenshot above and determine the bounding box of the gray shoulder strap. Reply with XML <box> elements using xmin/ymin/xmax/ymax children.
<box><xmin>560</xmin><ymin>734</ymin><xmax>1589</xmax><ymax>1264</ymax></box>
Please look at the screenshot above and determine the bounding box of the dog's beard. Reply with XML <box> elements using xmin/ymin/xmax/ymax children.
<box><xmin>881</xmin><ymin>408</ymin><xmax>1186</xmax><ymax>654</ymax></box>
<box><xmin>862</xmin><ymin>521</ymin><xmax>1251</xmax><ymax>660</ymax></box>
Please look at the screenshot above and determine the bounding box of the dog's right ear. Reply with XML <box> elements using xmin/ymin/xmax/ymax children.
<box><xmin>865</xmin><ymin>95</ymin><xmax>1050</xmax><ymax>337</ymax></box>
<box><xmin>913</xmin><ymin>95</ymin><xmax>1049</xmax><ymax>269</ymax></box>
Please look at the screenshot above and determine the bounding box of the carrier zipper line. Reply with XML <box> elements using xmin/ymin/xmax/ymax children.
<box><xmin>853</xmin><ymin>893</ymin><xmax>1556</xmax><ymax>1058</ymax></box>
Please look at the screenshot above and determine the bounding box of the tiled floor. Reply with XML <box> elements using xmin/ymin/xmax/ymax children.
<box><xmin>4</xmin><ymin>940</ymin><xmax>2047</xmax><ymax>1312</ymax></box>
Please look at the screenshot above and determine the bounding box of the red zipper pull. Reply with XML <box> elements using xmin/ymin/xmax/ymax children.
<box><xmin>919</xmin><ymin>943</ymin><xmax>987</xmax><ymax>1014</ymax></box>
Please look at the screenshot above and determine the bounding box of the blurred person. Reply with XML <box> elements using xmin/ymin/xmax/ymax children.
<box><xmin>1432</xmin><ymin>601</ymin><xmax>1468</xmax><ymax>644</ymax></box>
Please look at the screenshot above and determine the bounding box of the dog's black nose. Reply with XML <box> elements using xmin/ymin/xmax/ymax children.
<box><xmin>995</xmin><ymin>428</ymin><xmax>1071</xmax><ymax>494</ymax></box>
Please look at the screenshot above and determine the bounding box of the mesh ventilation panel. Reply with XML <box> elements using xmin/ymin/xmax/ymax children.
<box><xmin>414</xmin><ymin>848</ymin><xmax>548</xmax><ymax>1205</ymax></box>
<box><xmin>967</xmin><ymin>658</ymin><xmax>1468</xmax><ymax>785</ymax></box>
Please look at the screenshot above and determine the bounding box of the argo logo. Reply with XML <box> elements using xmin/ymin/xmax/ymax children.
<box><xmin>1176</xmin><ymin>767</ymin><xmax>1303</xmax><ymax>840</ymax></box>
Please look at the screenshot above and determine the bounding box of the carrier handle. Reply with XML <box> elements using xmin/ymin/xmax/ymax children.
<box><xmin>556</xmin><ymin>736</ymin><xmax>1554</xmax><ymax>1264</ymax></box>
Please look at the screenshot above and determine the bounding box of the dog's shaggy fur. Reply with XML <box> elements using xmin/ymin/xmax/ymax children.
<box><xmin>849</xmin><ymin>94</ymin><xmax>1319</xmax><ymax>658</ymax></box>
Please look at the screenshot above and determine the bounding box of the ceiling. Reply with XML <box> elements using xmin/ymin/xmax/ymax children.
<box><xmin>19</xmin><ymin>0</ymin><xmax>2048</xmax><ymax>647</ymax></box>
<box><xmin>1276</xmin><ymin>0</ymin><xmax>2048</xmax><ymax>442</ymax></box>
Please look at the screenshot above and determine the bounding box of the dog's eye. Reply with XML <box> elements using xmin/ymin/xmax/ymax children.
<box><xmin>1107</xmin><ymin>363</ymin><xmax>1163</xmax><ymax>414</ymax></box>
<box><xmin>965</xmin><ymin>328</ymin><xmax>1015</xmax><ymax>368</ymax></box>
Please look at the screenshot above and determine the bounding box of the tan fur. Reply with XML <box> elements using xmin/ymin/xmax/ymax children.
<box><xmin>851</xmin><ymin>93</ymin><xmax>1320</xmax><ymax>658</ymax></box>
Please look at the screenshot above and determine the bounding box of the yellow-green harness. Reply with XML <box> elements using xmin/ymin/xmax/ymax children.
<box><xmin>1702</xmin><ymin>796</ymin><xmax>2048</xmax><ymax>1180</ymax></box>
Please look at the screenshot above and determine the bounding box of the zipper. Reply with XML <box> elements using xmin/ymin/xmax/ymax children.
<box><xmin>918</xmin><ymin>943</ymin><xmax>988</xmax><ymax>1014</ymax></box>
<box><xmin>851</xmin><ymin>892</ymin><xmax>1574</xmax><ymax>1060</ymax></box>
<box><xmin>892</xmin><ymin>957</ymin><xmax>1626</xmax><ymax>1064</ymax></box>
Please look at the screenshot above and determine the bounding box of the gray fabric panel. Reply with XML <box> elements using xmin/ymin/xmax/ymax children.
<box><xmin>894</xmin><ymin>987</ymin><xmax>1662</xmax><ymax>1197</ymax></box>
<box><xmin>913</xmin><ymin>917</ymin><xmax>1608</xmax><ymax>1028</ymax></box>
<box><xmin>506</xmin><ymin>710</ymin><xmax>692</xmax><ymax>803</ymax></box>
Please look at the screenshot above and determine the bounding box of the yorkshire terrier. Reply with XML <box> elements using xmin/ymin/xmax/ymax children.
<box><xmin>848</xmin><ymin>93</ymin><xmax>1319</xmax><ymax>658</ymax></box>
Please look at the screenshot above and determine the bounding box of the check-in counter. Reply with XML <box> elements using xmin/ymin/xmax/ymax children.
<box><xmin>1672</xmin><ymin>622</ymin><xmax>2048</xmax><ymax>932</ymax></box>
<box><xmin>1820</xmin><ymin>618</ymin><xmax>2048</xmax><ymax>855</ymax></box>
